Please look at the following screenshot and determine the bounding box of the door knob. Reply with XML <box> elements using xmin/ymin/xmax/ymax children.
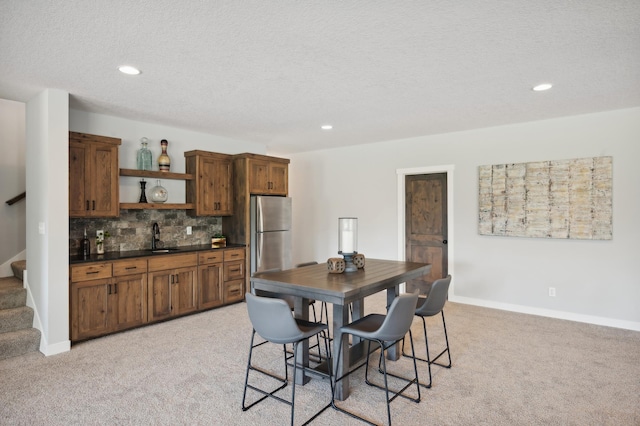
<box><xmin>443</xmin><ymin>240</ymin><xmax>448</xmax><ymax>244</ymax></box>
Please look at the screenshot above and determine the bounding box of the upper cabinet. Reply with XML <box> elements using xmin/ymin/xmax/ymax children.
<box><xmin>247</xmin><ymin>156</ymin><xmax>289</xmax><ymax>196</ymax></box>
<box><xmin>69</xmin><ymin>132</ymin><xmax>121</xmax><ymax>218</ymax></box>
<box><xmin>185</xmin><ymin>150</ymin><xmax>233</xmax><ymax>216</ymax></box>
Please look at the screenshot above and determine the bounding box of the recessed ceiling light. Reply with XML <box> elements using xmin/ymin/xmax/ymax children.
<box><xmin>118</xmin><ymin>65</ymin><xmax>141</xmax><ymax>75</ymax></box>
<box><xmin>321</xmin><ymin>124</ymin><xmax>333</xmax><ymax>130</ymax></box>
<box><xmin>532</xmin><ymin>83</ymin><xmax>552</xmax><ymax>91</ymax></box>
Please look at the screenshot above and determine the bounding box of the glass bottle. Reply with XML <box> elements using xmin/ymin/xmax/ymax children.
<box><xmin>149</xmin><ymin>180</ymin><xmax>168</xmax><ymax>203</ymax></box>
<box><xmin>136</xmin><ymin>137</ymin><xmax>153</xmax><ymax>171</ymax></box>
<box><xmin>158</xmin><ymin>139</ymin><xmax>171</xmax><ymax>172</ymax></box>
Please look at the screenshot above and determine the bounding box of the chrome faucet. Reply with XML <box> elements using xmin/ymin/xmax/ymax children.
<box><xmin>151</xmin><ymin>222</ymin><xmax>160</xmax><ymax>250</ymax></box>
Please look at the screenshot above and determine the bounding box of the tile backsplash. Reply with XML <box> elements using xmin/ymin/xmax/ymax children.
<box><xmin>69</xmin><ymin>210</ymin><xmax>222</xmax><ymax>255</ymax></box>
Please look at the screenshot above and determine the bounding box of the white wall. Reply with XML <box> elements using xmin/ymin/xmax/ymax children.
<box><xmin>69</xmin><ymin>110</ymin><xmax>267</xmax><ymax>203</ymax></box>
<box><xmin>26</xmin><ymin>89</ymin><xmax>70</xmax><ymax>355</ymax></box>
<box><xmin>289</xmin><ymin>107</ymin><xmax>640</xmax><ymax>329</ymax></box>
<box><xmin>0</xmin><ymin>99</ymin><xmax>26</xmax><ymax>270</ymax></box>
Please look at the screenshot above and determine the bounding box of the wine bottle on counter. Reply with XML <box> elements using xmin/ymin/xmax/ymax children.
<box><xmin>81</xmin><ymin>228</ymin><xmax>90</xmax><ymax>258</ymax></box>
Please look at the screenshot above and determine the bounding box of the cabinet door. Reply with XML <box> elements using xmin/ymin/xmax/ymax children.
<box><xmin>223</xmin><ymin>279</ymin><xmax>244</xmax><ymax>304</ymax></box>
<box><xmin>70</xmin><ymin>279</ymin><xmax>110</xmax><ymax>341</ymax></box>
<box><xmin>223</xmin><ymin>260</ymin><xmax>245</xmax><ymax>282</ymax></box>
<box><xmin>173</xmin><ymin>266</ymin><xmax>198</xmax><ymax>315</ymax></box>
<box><xmin>198</xmin><ymin>263</ymin><xmax>223</xmax><ymax>310</ymax></box>
<box><xmin>198</xmin><ymin>156</ymin><xmax>233</xmax><ymax>216</ymax></box>
<box><xmin>248</xmin><ymin>159</ymin><xmax>270</xmax><ymax>194</ymax></box>
<box><xmin>147</xmin><ymin>270</ymin><xmax>173</xmax><ymax>322</ymax></box>
<box><xmin>89</xmin><ymin>142</ymin><xmax>119</xmax><ymax>217</ymax></box>
<box><xmin>69</xmin><ymin>141</ymin><xmax>89</xmax><ymax>217</ymax></box>
<box><xmin>112</xmin><ymin>273</ymin><xmax>147</xmax><ymax>330</ymax></box>
<box><xmin>269</xmin><ymin>162</ymin><xmax>288</xmax><ymax>195</ymax></box>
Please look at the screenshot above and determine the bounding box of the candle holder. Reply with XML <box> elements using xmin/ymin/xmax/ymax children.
<box><xmin>338</xmin><ymin>217</ymin><xmax>358</xmax><ymax>272</ymax></box>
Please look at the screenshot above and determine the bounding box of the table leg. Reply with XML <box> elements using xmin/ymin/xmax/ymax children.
<box><xmin>332</xmin><ymin>302</ymin><xmax>350</xmax><ymax>401</ymax></box>
<box><xmin>386</xmin><ymin>285</ymin><xmax>401</xmax><ymax>361</ymax></box>
<box><xmin>293</xmin><ymin>296</ymin><xmax>311</xmax><ymax>385</ymax></box>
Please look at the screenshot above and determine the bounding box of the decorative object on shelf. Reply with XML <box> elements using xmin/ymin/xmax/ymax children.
<box><xmin>158</xmin><ymin>139</ymin><xmax>171</xmax><ymax>172</ymax></box>
<box><xmin>212</xmin><ymin>233</ymin><xmax>227</xmax><ymax>248</ymax></box>
<box><xmin>149</xmin><ymin>179</ymin><xmax>168</xmax><ymax>203</ymax></box>
<box><xmin>338</xmin><ymin>217</ymin><xmax>358</xmax><ymax>272</ymax></box>
<box><xmin>353</xmin><ymin>253</ymin><xmax>366</xmax><ymax>269</ymax></box>
<box><xmin>136</xmin><ymin>137</ymin><xmax>153</xmax><ymax>171</ymax></box>
<box><xmin>327</xmin><ymin>257</ymin><xmax>346</xmax><ymax>274</ymax></box>
<box><xmin>138</xmin><ymin>179</ymin><xmax>148</xmax><ymax>203</ymax></box>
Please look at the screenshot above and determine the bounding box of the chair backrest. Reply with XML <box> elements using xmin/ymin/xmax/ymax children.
<box><xmin>415</xmin><ymin>275</ymin><xmax>451</xmax><ymax>317</ymax></box>
<box><xmin>371</xmin><ymin>290</ymin><xmax>420</xmax><ymax>342</ymax></box>
<box><xmin>245</xmin><ymin>292</ymin><xmax>303</xmax><ymax>344</ymax></box>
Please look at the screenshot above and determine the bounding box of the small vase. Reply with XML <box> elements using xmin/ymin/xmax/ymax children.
<box><xmin>149</xmin><ymin>179</ymin><xmax>168</xmax><ymax>203</ymax></box>
<box><xmin>136</xmin><ymin>138</ymin><xmax>153</xmax><ymax>171</ymax></box>
<box><xmin>158</xmin><ymin>139</ymin><xmax>171</xmax><ymax>172</ymax></box>
<box><xmin>139</xmin><ymin>179</ymin><xmax>148</xmax><ymax>203</ymax></box>
<box><xmin>96</xmin><ymin>241</ymin><xmax>105</xmax><ymax>255</ymax></box>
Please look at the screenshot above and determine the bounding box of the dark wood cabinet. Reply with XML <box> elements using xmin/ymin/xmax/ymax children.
<box><xmin>248</xmin><ymin>157</ymin><xmax>289</xmax><ymax>196</ymax></box>
<box><xmin>147</xmin><ymin>253</ymin><xmax>198</xmax><ymax>322</ymax></box>
<box><xmin>185</xmin><ymin>150</ymin><xmax>233</xmax><ymax>216</ymax></box>
<box><xmin>69</xmin><ymin>132</ymin><xmax>120</xmax><ymax>217</ymax></box>
<box><xmin>198</xmin><ymin>251</ymin><xmax>224</xmax><ymax>310</ymax></box>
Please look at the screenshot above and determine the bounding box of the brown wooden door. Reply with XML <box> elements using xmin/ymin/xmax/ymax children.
<box><xmin>69</xmin><ymin>141</ymin><xmax>89</xmax><ymax>217</ymax></box>
<box><xmin>212</xmin><ymin>157</ymin><xmax>233</xmax><ymax>215</ymax></box>
<box><xmin>248</xmin><ymin>159</ymin><xmax>270</xmax><ymax>194</ymax></box>
<box><xmin>198</xmin><ymin>263</ymin><xmax>223</xmax><ymax>309</ymax></box>
<box><xmin>112</xmin><ymin>274</ymin><xmax>147</xmax><ymax>330</ymax></box>
<box><xmin>173</xmin><ymin>266</ymin><xmax>198</xmax><ymax>315</ymax></box>
<box><xmin>148</xmin><ymin>270</ymin><xmax>173</xmax><ymax>321</ymax></box>
<box><xmin>71</xmin><ymin>279</ymin><xmax>110</xmax><ymax>340</ymax></box>
<box><xmin>269</xmin><ymin>162</ymin><xmax>288</xmax><ymax>195</ymax></box>
<box><xmin>405</xmin><ymin>173</ymin><xmax>448</xmax><ymax>294</ymax></box>
<box><xmin>89</xmin><ymin>143</ymin><xmax>119</xmax><ymax>217</ymax></box>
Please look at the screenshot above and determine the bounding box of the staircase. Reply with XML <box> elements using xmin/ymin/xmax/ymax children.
<box><xmin>0</xmin><ymin>260</ymin><xmax>41</xmax><ymax>360</ymax></box>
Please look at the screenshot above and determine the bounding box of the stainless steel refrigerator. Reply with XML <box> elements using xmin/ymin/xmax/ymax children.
<box><xmin>250</xmin><ymin>196</ymin><xmax>292</xmax><ymax>275</ymax></box>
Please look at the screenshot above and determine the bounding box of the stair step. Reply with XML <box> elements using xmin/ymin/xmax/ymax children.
<box><xmin>0</xmin><ymin>285</ymin><xmax>27</xmax><ymax>310</ymax></box>
<box><xmin>11</xmin><ymin>260</ymin><xmax>26</xmax><ymax>281</ymax></box>
<box><xmin>0</xmin><ymin>306</ymin><xmax>34</xmax><ymax>334</ymax></box>
<box><xmin>0</xmin><ymin>328</ymin><xmax>41</xmax><ymax>360</ymax></box>
<box><xmin>0</xmin><ymin>276</ymin><xmax>22</xmax><ymax>289</ymax></box>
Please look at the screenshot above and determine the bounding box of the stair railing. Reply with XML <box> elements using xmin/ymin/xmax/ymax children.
<box><xmin>5</xmin><ymin>192</ymin><xmax>26</xmax><ymax>206</ymax></box>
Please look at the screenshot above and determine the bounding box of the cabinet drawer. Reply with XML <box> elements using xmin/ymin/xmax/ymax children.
<box><xmin>224</xmin><ymin>279</ymin><xmax>244</xmax><ymax>303</ymax></box>
<box><xmin>70</xmin><ymin>263</ymin><xmax>112</xmax><ymax>282</ymax></box>
<box><xmin>198</xmin><ymin>251</ymin><xmax>224</xmax><ymax>265</ymax></box>
<box><xmin>113</xmin><ymin>258</ymin><xmax>148</xmax><ymax>276</ymax></box>
<box><xmin>224</xmin><ymin>260</ymin><xmax>245</xmax><ymax>281</ymax></box>
<box><xmin>148</xmin><ymin>253</ymin><xmax>197</xmax><ymax>272</ymax></box>
<box><xmin>223</xmin><ymin>248</ymin><xmax>245</xmax><ymax>262</ymax></box>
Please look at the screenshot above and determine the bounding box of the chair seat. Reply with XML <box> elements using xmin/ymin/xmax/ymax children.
<box><xmin>294</xmin><ymin>319</ymin><xmax>328</xmax><ymax>341</ymax></box>
<box><xmin>340</xmin><ymin>314</ymin><xmax>385</xmax><ymax>338</ymax></box>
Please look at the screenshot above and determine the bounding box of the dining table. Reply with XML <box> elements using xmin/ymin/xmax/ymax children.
<box><xmin>250</xmin><ymin>258</ymin><xmax>431</xmax><ymax>401</ymax></box>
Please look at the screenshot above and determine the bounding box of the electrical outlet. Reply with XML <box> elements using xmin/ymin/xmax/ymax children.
<box><xmin>548</xmin><ymin>287</ymin><xmax>556</xmax><ymax>297</ymax></box>
<box><xmin>186</xmin><ymin>226</ymin><xmax>192</xmax><ymax>235</ymax></box>
<box><xmin>96</xmin><ymin>230</ymin><xmax>104</xmax><ymax>239</ymax></box>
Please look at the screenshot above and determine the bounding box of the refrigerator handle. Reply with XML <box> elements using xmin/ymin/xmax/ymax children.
<box><xmin>256</xmin><ymin>233</ymin><xmax>263</xmax><ymax>271</ymax></box>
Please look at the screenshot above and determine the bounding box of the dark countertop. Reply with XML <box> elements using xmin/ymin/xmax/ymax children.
<box><xmin>69</xmin><ymin>243</ymin><xmax>246</xmax><ymax>264</ymax></box>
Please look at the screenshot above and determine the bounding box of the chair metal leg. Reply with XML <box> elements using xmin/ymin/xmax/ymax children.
<box><xmin>402</xmin><ymin>310</ymin><xmax>452</xmax><ymax>389</ymax></box>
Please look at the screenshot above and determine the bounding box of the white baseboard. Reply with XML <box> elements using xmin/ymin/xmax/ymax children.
<box><xmin>450</xmin><ymin>295</ymin><xmax>640</xmax><ymax>332</ymax></box>
<box><xmin>23</xmin><ymin>270</ymin><xmax>71</xmax><ymax>356</ymax></box>
<box><xmin>0</xmin><ymin>250</ymin><xmax>26</xmax><ymax>277</ymax></box>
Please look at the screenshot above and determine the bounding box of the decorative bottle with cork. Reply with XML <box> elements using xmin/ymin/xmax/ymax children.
<box><xmin>158</xmin><ymin>139</ymin><xmax>171</xmax><ymax>172</ymax></box>
<box><xmin>81</xmin><ymin>228</ymin><xmax>90</xmax><ymax>258</ymax></box>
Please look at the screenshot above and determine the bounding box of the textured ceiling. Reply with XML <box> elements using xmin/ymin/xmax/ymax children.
<box><xmin>1</xmin><ymin>1</ymin><xmax>639</xmax><ymax>154</ymax></box>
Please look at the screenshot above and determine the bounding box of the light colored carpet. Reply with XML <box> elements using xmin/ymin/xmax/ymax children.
<box><xmin>1</xmin><ymin>292</ymin><xmax>639</xmax><ymax>425</ymax></box>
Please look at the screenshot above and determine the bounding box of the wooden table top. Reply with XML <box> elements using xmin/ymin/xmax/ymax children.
<box><xmin>251</xmin><ymin>259</ymin><xmax>431</xmax><ymax>305</ymax></box>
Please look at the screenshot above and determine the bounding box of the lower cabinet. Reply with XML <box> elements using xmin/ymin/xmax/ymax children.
<box><xmin>70</xmin><ymin>247</ymin><xmax>245</xmax><ymax>342</ymax></box>
<box><xmin>70</xmin><ymin>259</ymin><xmax>147</xmax><ymax>341</ymax></box>
<box><xmin>147</xmin><ymin>254</ymin><xmax>198</xmax><ymax>322</ymax></box>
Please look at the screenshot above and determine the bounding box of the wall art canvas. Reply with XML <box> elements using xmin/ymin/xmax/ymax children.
<box><xmin>478</xmin><ymin>156</ymin><xmax>612</xmax><ymax>239</ymax></box>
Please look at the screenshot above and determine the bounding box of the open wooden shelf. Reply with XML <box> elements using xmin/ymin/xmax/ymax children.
<box><xmin>119</xmin><ymin>168</ymin><xmax>194</xmax><ymax>181</ymax></box>
<box><xmin>120</xmin><ymin>202</ymin><xmax>194</xmax><ymax>210</ymax></box>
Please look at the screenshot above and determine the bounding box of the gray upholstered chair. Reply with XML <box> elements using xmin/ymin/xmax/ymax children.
<box><xmin>402</xmin><ymin>275</ymin><xmax>452</xmax><ymax>388</ymax></box>
<box><xmin>332</xmin><ymin>290</ymin><xmax>421</xmax><ymax>426</ymax></box>
<box><xmin>242</xmin><ymin>292</ymin><xmax>332</xmax><ymax>426</ymax></box>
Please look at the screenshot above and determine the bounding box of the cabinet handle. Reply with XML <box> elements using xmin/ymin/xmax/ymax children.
<box><xmin>229</xmin><ymin>289</ymin><xmax>240</xmax><ymax>296</ymax></box>
<box><xmin>92</xmin><ymin>200</ymin><xmax>96</xmax><ymax>210</ymax></box>
<box><xmin>125</xmin><ymin>266</ymin><xmax>137</xmax><ymax>270</ymax></box>
<box><xmin>230</xmin><ymin>253</ymin><xmax>239</xmax><ymax>257</ymax></box>
<box><xmin>230</xmin><ymin>268</ymin><xmax>240</xmax><ymax>272</ymax></box>
<box><xmin>86</xmin><ymin>200</ymin><xmax>89</xmax><ymax>211</ymax></box>
<box><xmin>86</xmin><ymin>271</ymin><xmax>100</xmax><ymax>275</ymax></box>
<box><xmin>107</xmin><ymin>284</ymin><xmax>112</xmax><ymax>295</ymax></box>
<box><xmin>114</xmin><ymin>283</ymin><xmax>118</xmax><ymax>294</ymax></box>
